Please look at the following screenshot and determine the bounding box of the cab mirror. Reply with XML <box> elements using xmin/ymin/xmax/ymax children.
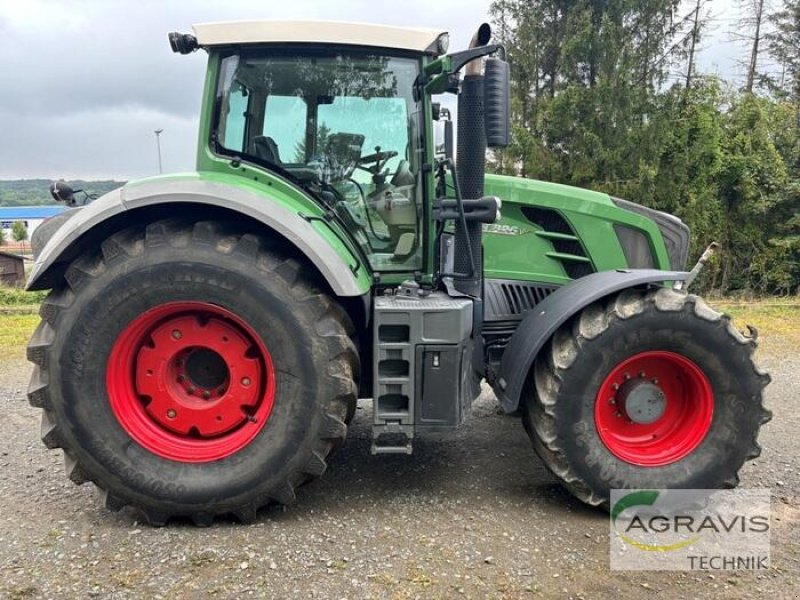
<box><xmin>434</xmin><ymin>120</ymin><xmax>454</xmax><ymax>159</ymax></box>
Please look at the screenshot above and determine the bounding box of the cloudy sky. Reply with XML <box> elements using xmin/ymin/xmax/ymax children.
<box><xmin>0</xmin><ymin>0</ymin><xmax>745</xmax><ymax>181</ymax></box>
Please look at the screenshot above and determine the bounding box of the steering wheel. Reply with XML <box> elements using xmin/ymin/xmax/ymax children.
<box><xmin>356</xmin><ymin>146</ymin><xmax>399</xmax><ymax>177</ymax></box>
<box><xmin>358</xmin><ymin>149</ymin><xmax>398</xmax><ymax>166</ymax></box>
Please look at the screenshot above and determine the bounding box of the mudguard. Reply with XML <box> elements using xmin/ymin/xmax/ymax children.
<box><xmin>494</xmin><ymin>269</ymin><xmax>689</xmax><ymax>413</ymax></box>
<box><xmin>26</xmin><ymin>177</ymin><xmax>370</xmax><ymax>296</ymax></box>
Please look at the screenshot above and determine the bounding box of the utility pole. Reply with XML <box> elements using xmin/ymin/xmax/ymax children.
<box><xmin>154</xmin><ymin>129</ymin><xmax>164</xmax><ymax>174</ymax></box>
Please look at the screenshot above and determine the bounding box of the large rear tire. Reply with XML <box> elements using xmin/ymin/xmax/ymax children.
<box><xmin>522</xmin><ymin>287</ymin><xmax>771</xmax><ymax>507</ymax></box>
<box><xmin>27</xmin><ymin>220</ymin><xmax>358</xmax><ymax>525</ymax></box>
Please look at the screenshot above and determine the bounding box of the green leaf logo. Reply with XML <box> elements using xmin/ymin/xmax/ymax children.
<box><xmin>611</xmin><ymin>490</ymin><xmax>699</xmax><ymax>552</ymax></box>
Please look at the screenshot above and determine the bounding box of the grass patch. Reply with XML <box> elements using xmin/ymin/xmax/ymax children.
<box><xmin>0</xmin><ymin>313</ymin><xmax>39</xmax><ymax>361</ymax></box>
<box><xmin>0</xmin><ymin>285</ymin><xmax>47</xmax><ymax>307</ymax></box>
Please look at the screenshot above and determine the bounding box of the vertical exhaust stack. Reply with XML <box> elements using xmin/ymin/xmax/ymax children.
<box><xmin>454</xmin><ymin>23</ymin><xmax>492</xmax><ymax>297</ymax></box>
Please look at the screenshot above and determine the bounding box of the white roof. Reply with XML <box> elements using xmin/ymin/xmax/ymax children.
<box><xmin>192</xmin><ymin>20</ymin><xmax>447</xmax><ymax>55</ymax></box>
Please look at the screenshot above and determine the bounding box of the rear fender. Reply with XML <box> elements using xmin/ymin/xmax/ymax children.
<box><xmin>26</xmin><ymin>177</ymin><xmax>371</xmax><ymax>297</ymax></box>
<box><xmin>495</xmin><ymin>269</ymin><xmax>689</xmax><ymax>413</ymax></box>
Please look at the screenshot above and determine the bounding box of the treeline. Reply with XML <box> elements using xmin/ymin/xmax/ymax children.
<box><xmin>490</xmin><ymin>0</ymin><xmax>800</xmax><ymax>295</ymax></box>
<box><xmin>0</xmin><ymin>180</ymin><xmax>124</xmax><ymax>207</ymax></box>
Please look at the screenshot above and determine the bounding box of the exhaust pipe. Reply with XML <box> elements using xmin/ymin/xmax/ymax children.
<box><xmin>453</xmin><ymin>23</ymin><xmax>491</xmax><ymax>297</ymax></box>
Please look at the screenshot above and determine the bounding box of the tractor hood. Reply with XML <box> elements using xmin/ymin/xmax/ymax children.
<box><xmin>481</xmin><ymin>174</ymin><xmax>689</xmax><ymax>279</ymax></box>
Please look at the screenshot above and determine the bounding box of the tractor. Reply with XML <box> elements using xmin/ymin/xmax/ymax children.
<box><xmin>27</xmin><ymin>20</ymin><xmax>770</xmax><ymax>525</ymax></box>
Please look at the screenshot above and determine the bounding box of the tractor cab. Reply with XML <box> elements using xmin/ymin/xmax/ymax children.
<box><xmin>174</xmin><ymin>20</ymin><xmax>507</xmax><ymax>283</ymax></box>
<box><xmin>175</xmin><ymin>21</ymin><xmax>459</xmax><ymax>273</ymax></box>
<box><xmin>213</xmin><ymin>48</ymin><xmax>424</xmax><ymax>268</ymax></box>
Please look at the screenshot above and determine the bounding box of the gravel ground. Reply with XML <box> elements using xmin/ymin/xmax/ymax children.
<box><xmin>0</xmin><ymin>341</ymin><xmax>797</xmax><ymax>599</ymax></box>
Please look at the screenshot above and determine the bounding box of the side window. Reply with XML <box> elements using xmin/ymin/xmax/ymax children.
<box><xmin>222</xmin><ymin>84</ymin><xmax>247</xmax><ymax>151</ymax></box>
<box><xmin>318</xmin><ymin>97</ymin><xmax>409</xmax><ymax>184</ymax></box>
<box><xmin>263</xmin><ymin>96</ymin><xmax>307</xmax><ymax>164</ymax></box>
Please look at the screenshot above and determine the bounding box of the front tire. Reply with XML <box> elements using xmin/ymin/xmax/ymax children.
<box><xmin>523</xmin><ymin>287</ymin><xmax>771</xmax><ymax>507</ymax></box>
<box><xmin>27</xmin><ymin>220</ymin><xmax>358</xmax><ymax>525</ymax></box>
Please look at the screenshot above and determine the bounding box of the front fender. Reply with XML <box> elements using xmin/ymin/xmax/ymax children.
<box><xmin>495</xmin><ymin>269</ymin><xmax>689</xmax><ymax>413</ymax></box>
<box><xmin>27</xmin><ymin>176</ymin><xmax>371</xmax><ymax>297</ymax></box>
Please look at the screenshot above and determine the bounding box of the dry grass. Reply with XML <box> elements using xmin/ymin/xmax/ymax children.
<box><xmin>711</xmin><ymin>298</ymin><xmax>800</xmax><ymax>352</ymax></box>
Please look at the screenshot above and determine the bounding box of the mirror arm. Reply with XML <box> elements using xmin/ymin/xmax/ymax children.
<box><xmin>423</xmin><ymin>44</ymin><xmax>506</xmax><ymax>95</ymax></box>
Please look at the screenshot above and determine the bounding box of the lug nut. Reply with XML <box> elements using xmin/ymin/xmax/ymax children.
<box><xmin>638</xmin><ymin>371</ymin><xmax>646</xmax><ymax>378</ymax></box>
<box><xmin>187</xmin><ymin>386</ymin><xmax>195</xmax><ymax>395</ymax></box>
<box><xmin>167</xmin><ymin>409</ymin><xmax>177</xmax><ymax>419</ymax></box>
<box><xmin>624</xmin><ymin>373</ymin><xmax>631</xmax><ymax>380</ymax></box>
<box><xmin>609</xmin><ymin>398</ymin><xmax>616</xmax><ymax>405</ymax></box>
<box><xmin>611</xmin><ymin>383</ymin><xmax>619</xmax><ymax>391</ymax></box>
<box><xmin>171</xmin><ymin>330</ymin><xmax>182</xmax><ymax>340</ymax></box>
<box><xmin>652</xmin><ymin>378</ymin><xmax>659</xmax><ymax>385</ymax></box>
<box><xmin>241</xmin><ymin>377</ymin><xmax>251</xmax><ymax>386</ymax></box>
<box><xmin>202</xmin><ymin>390</ymin><xmax>211</xmax><ymax>399</ymax></box>
<box><xmin>615</xmin><ymin>412</ymin><xmax>622</xmax><ymax>418</ymax></box>
<box><xmin>177</xmin><ymin>375</ymin><xmax>185</xmax><ymax>383</ymax></box>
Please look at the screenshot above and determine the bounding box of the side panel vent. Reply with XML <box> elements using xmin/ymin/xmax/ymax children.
<box><xmin>521</xmin><ymin>207</ymin><xmax>573</xmax><ymax>234</ymax></box>
<box><xmin>563</xmin><ymin>262</ymin><xmax>594</xmax><ymax>279</ymax></box>
<box><xmin>521</xmin><ymin>206</ymin><xmax>595</xmax><ymax>280</ymax></box>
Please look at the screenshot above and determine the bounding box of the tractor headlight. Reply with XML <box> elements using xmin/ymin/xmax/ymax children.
<box><xmin>168</xmin><ymin>32</ymin><xmax>199</xmax><ymax>55</ymax></box>
<box><xmin>436</xmin><ymin>33</ymin><xmax>450</xmax><ymax>55</ymax></box>
<box><xmin>614</xmin><ymin>225</ymin><xmax>655</xmax><ymax>269</ymax></box>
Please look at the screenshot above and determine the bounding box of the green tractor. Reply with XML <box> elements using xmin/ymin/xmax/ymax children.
<box><xmin>28</xmin><ymin>20</ymin><xmax>770</xmax><ymax>525</ymax></box>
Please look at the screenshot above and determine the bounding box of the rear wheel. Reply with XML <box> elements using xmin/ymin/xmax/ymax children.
<box><xmin>522</xmin><ymin>287</ymin><xmax>771</xmax><ymax>507</ymax></box>
<box><xmin>27</xmin><ymin>220</ymin><xmax>359</xmax><ymax>525</ymax></box>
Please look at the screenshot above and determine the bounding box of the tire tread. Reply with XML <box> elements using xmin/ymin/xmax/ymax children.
<box><xmin>523</xmin><ymin>287</ymin><xmax>771</xmax><ymax>508</ymax></box>
<box><xmin>26</xmin><ymin>218</ymin><xmax>358</xmax><ymax>525</ymax></box>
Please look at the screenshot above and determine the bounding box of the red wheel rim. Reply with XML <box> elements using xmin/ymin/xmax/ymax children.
<box><xmin>106</xmin><ymin>302</ymin><xmax>275</xmax><ymax>462</ymax></box>
<box><xmin>594</xmin><ymin>351</ymin><xmax>713</xmax><ymax>467</ymax></box>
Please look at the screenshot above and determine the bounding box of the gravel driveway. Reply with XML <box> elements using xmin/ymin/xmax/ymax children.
<box><xmin>0</xmin><ymin>340</ymin><xmax>797</xmax><ymax>599</ymax></box>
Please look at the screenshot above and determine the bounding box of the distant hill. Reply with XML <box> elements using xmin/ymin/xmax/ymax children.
<box><xmin>0</xmin><ymin>179</ymin><xmax>126</xmax><ymax>207</ymax></box>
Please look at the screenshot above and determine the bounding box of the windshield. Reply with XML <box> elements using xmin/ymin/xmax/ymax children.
<box><xmin>215</xmin><ymin>51</ymin><xmax>425</xmax><ymax>272</ymax></box>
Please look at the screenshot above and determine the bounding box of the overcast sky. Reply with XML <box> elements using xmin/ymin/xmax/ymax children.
<box><xmin>0</xmin><ymin>0</ymin><xmax>746</xmax><ymax>181</ymax></box>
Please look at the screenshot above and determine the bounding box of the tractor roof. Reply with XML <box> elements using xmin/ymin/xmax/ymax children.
<box><xmin>192</xmin><ymin>20</ymin><xmax>448</xmax><ymax>55</ymax></box>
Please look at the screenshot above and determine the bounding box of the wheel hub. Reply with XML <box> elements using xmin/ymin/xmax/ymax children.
<box><xmin>619</xmin><ymin>379</ymin><xmax>667</xmax><ymax>424</ymax></box>
<box><xmin>107</xmin><ymin>302</ymin><xmax>275</xmax><ymax>462</ymax></box>
<box><xmin>594</xmin><ymin>351</ymin><xmax>714</xmax><ymax>467</ymax></box>
<box><xmin>184</xmin><ymin>347</ymin><xmax>230</xmax><ymax>391</ymax></box>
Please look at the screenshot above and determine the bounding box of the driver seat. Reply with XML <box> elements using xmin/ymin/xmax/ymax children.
<box><xmin>253</xmin><ymin>136</ymin><xmax>282</xmax><ymax>165</ymax></box>
<box><xmin>390</xmin><ymin>160</ymin><xmax>416</xmax><ymax>188</ymax></box>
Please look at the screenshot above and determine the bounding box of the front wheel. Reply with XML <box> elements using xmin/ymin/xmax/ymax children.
<box><xmin>27</xmin><ymin>220</ymin><xmax>358</xmax><ymax>525</ymax></box>
<box><xmin>523</xmin><ymin>287</ymin><xmax>771</xmax><ymax>507</ymax></box>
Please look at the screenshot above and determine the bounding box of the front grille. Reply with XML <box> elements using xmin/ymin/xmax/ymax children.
<box><xmin>485</xmin><ymin>279</ymin><xmax>557</xmax><ymax>321</ymax></box>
